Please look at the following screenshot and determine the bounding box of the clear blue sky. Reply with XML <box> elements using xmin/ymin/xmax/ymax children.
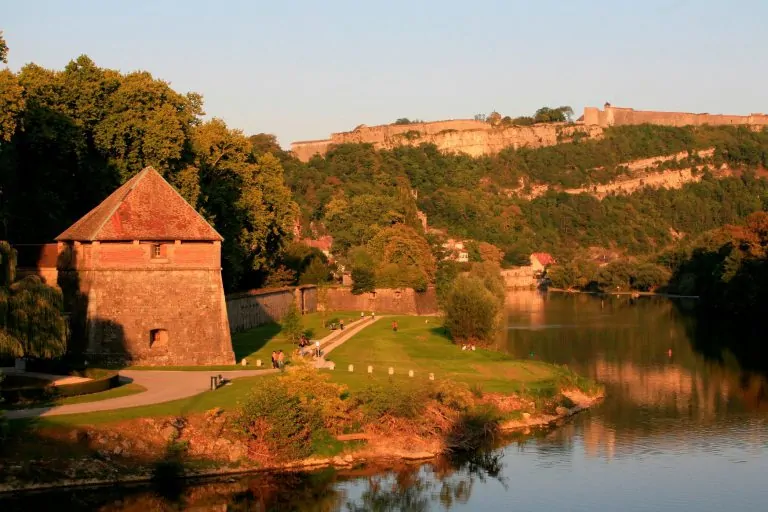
<box><xmin>3</xmin><ymin>0</ymin><xmax>767</xmax><ymax>147</ymax></box>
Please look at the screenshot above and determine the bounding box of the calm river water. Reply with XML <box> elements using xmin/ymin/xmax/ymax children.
<box><xmin>5</xmin><ymin>292</ymin><xmax>768</xmax><ymax>511</ymax></box>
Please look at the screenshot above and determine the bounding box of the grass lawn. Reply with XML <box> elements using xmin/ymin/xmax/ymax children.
<box><xmin>325</xmin><ymin>315</ymin><xmax>571</xmax><ymax>395</ymax></box>
<box><xmin>18</xmin><ymin>313</ymin><xmax>590</xmax><ymax>427</ymax></box>
<box><xmin>231</xmin><ymin>310</ymin><xmax>361</xmax><ymax>363</ymax></box>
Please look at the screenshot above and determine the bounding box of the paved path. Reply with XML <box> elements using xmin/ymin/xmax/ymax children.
<box><xmin>314</xmin><ymin>315</ymin><xmax>382</xmax><ymax>368</ymax></box>
<box><xmin>4</xmin><ymin>316</ymin><xmax>380</xmax><ymax>420</ymax></box>
<box><xmin>4</xmin><ymin>369</ymin><xmax>277</xmax><ymax>420</ymax></box>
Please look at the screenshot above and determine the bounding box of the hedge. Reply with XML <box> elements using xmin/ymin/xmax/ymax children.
<box><xmin>0</xmin><ymin>372</ymin><xmax>119</xmax><ymax>404</ymax></box>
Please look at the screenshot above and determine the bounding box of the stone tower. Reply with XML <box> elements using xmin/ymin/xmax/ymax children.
<box><xmin>55</xmin><ymin>167</ymin><xmax>235</xmax><ymax>366</ymax></box>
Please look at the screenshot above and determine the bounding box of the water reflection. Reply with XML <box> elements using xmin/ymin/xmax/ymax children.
<box><xmin>4</xmin><ymin>292</ymin><xmax>768</xmax><ymax>511</ymax></box>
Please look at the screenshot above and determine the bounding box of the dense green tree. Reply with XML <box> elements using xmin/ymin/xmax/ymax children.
<box><xmin>367</xmin><ymin>224</ymin><xmax>436</xmax><ymax>291</ymax></box>
<box><xmin>444</xmin><ymin>275</ymin><xmax>501</xmax><ymax>344</ymax></box>
<box><xmin>281</xmin><ymin>302</ymin><xmax>304</xmax><ymax>345</ymax></box>
<box><xmin>0</xmin><ymin>242</ymin><xmax>66</xmax><ymax>359</ymax></box>
<box><xmin>0</xmin><ymin>32</ymin><xmax>8</xmax><ymax>64</ymax></box>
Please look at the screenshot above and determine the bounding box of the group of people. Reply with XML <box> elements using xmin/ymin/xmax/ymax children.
<box><xmin>271</xmin><ymin>350</ymin><xmax>285</xmax><ymax>369</ymax></box>
<box><xmin>297</xmin><ymin>334</ymin><xmax>322</xmax><ymax>358</ymax></box>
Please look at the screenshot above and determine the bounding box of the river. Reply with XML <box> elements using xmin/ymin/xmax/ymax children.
<box><xmin>3</xmin><ymin>292</ymin><xmax>767</xmax><ymax>511</ymax></box>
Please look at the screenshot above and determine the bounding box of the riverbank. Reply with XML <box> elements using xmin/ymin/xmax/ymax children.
<box><xmin>0</xmin><ymin>388</ymin><xmax>602</xmax><ymax>494</ymax></box>
<box><xmin>0</xmin><ymin>315</ymin><xmax>603</xmax><ymax>493</ymax></box>
<box><xmin>547</xmin><ymin>287</ymin><xmax>699</xmax><ymax>299</ymax></box>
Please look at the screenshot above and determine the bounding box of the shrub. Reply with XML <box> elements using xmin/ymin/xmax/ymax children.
<box><xmin>354</xmin><ymin>382</ymin><xmax>425</xmax><ymax>421</ymax></box>
<box><xmin>278</xmin><ymin>358</ymin><xmax>350</xmax><ymax>430</ymax></box>
<box><xmin>235</xmin><ymin>380</ymin><xmax>322</xmax><ymax>461</ymax></box>
<box><xmin>444</xmin><ymin>275</ymin><xmax>501</xmax><ymax>343</ymax></box>
<box><xmin>427</xmin><ymin>379</ymin><xmax>475</xmax><ymax>411</ymax></box>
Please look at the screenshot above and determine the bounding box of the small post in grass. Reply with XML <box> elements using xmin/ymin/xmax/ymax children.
<box><xmin>408</xmin><ymin>370</ymin><xmax>414</xmax><ymax>378</ymax></box>
<box><xmin>256</xmin><ymin>359</ymin><xmax>262</xmax><ymax>367</ymax></box>
<box><xmin>388</xmin><ymin>367</ymin><xmax>394</xmax><ymax>375</ymax></box>
<box><xmin>429</xmin><ymin>373</ymin><xmax>435</xmax><ymax>381</ymax></box>
<box><xmin>368</xmin><ymin>365</ymin><xmax>373</xmax><ymax>374</ymax></box>
<box><xmin>348</xmin><ymin>364</ymin><xmax>354</xmax><ymax>372</ymax></box>
<box><xmin>210</xmin><ymin>376</ymin><xmax>217</xmax><ymax>390</ymax></box>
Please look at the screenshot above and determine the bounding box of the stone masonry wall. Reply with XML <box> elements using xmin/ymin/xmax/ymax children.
<box><xmin>226</xmin><ymin>286</ymin><xmax>317</xmax><ymax>334</ymax></box>
<box><xmin>584</xmin><ymin>105</ymin><xmax>768</xmax><ymax>128</ymax></box>
<box><xmin>75</xmin><ymin>268</ymin><xmax>233</xmax><ymax>366</ymax></box>
<box><xmin>57</xmin><ymin>241</ymin><xmax>234</xmax><ymax>366</ymax></box>
<box><xmin>321</xmin><ymin>287</ymin><xmax>438</xmax><ymax>315</ymax></box>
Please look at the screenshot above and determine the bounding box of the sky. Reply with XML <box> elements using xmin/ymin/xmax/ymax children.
<box><xmin>3</xmin><ymin>0</ymin><xmax>767</xmax><ymax>148</ymax></box>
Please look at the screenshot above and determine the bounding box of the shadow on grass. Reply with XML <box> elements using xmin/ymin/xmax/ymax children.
<box><xmin>429</xmin><ymin>325</ymin><xmax>452</xmax><ymax>342</ymax></box>
<box><xmin>232</xmin><ymin>322</ymin><xmax>283</xmax><ymax>361</ymax></box>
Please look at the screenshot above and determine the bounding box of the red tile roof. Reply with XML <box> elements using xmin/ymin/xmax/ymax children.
<box><xmin>532</xmin><ymin>252</ymin><xmax>556</xmax><ymax>266</ymax></box>
<box><xmin>56</xmin><ymin>167</ymin><xmax>223</xmax><ymax>242</ymax></box>
<box><xmin>303</xmin><ymin>235</ymin><xmax>333</xmax><ymax>252</ymax></box>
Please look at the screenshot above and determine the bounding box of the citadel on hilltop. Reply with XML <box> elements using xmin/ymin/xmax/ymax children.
<box><xmin>291</xmin><ymin>104</ymin><xmax>768</xmax><ymax>162</ymax></box>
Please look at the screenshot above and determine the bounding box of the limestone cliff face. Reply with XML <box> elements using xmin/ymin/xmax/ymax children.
<box><xmin>291</xmin><ymin>104</ymin><xmax>768</xmax><ymax>162</ymax></box>
<box><xmin>291</xmin><ymin>119</ymin><xmax>603</xmax><ymax>161</ymax></box>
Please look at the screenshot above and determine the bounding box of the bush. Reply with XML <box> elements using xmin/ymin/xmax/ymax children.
<box><xmin>235</xmin><ymin>380</ymin><xmax>322</xmax><ymax>461</ymax></box>
<box><xmin>444</xmin><ymin>275</ymin><xmax>501</xmax><ymax>343</ymax></box>
<box><xmin>427</xmin><ymin>379</ymin><xmax>475</xmax><ymax>411</ymax></box>
<box><xmin>354</xmin><ymin>382</ymin><xmax>425</xmax><ymax>421</ymax></box>
<box><xmin>278</xmin><ymin>358</ymin><xmax>350</xmax><ymax>429</ymax></box>
<box><xmin>235</xmin><ymin>362</ymin><xmax>349</xmax><ymax>460</ymax></box>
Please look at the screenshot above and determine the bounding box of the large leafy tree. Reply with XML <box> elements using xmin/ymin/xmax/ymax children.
<box><xmin>0</xmin><ymin>242</ymin><xmax>67</xmax><ymax>359</ymax></box>
<box><xmin>367</xmin><ymin>224</ymin><xmax>436</xmax><ymax>291</ymax></box>
<box><xmin>0</xmin><ymin>46</ymin><xmax>298</xmax><ymax>292</ymax></box>
<box><xmin>192</xmin><ymin>119</ymin><xmax>298</xmax><ymax>289</ymax></box>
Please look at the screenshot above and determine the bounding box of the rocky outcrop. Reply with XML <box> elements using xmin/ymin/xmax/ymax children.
<box><xmin>291</xmin><ymin>120</ymin><xmax>602</xmax><ymax>161</ymax></box>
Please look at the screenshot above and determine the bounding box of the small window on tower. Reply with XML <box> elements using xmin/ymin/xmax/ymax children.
<box><xmin>150</xmin><ymin>329</ymin><xmax>168</xmax><ymax>348</ymax></box>
<box><xmin>152</xmin><ymin>244</ymin><xmax>162</xmax><ymax>258</ymax></box>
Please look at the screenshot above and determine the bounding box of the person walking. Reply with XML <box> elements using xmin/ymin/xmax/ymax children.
<box><xmin>277</xmin><ymin>350</ymin><xmax>285</xmax><ymax>369</ymax></box>
<box><xmin>392</xmin><ymin>320</ymin><xmax>398</xmax><ymax>332</ymax></box>
<box><xmin>340</xmin><ymin>319</ymin><xmax>345</xmax><ymax>331</ymax></box>
<box><xmin>271</xmin><ymin>350</ymin><xmax>278</xmax><ymax>369</ymax></box>
<box><xmin>315</xmin><ymin>340</ymin><xmax>321</xmax><ymax>358</ymax></box>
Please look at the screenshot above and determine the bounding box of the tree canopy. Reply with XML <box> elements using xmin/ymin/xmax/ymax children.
<box><xmin>0</xmin><ymin>53</ymin><xmax>297</xmax><ymax>291</ymax></box>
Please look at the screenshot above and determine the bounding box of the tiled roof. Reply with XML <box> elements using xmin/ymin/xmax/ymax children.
<box><xmin>56</xmin><ymin>167</ymin><xmax>223</xmax><ymax>242</ymax></box>
<box><xmin>532</xmin><ymin>252</ymin><xmax>556</xmax><ymax>266</ymax></box>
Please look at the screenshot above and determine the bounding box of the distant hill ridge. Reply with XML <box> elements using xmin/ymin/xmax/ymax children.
<box><xmin>291</xmin><ymin>104</ymin><xmax>768</xmax><ymax>162</ymax></box>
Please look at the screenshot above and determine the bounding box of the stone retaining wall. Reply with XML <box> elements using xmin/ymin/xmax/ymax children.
<box><xmin>225</xmin><ymin>285</ymin><xmax>317</xmax><ymax>333</ymax></box>
<box><xmin>321</xmin><ymin>287</ymin><xmax>438</xmax><ymax>315</ymax></box>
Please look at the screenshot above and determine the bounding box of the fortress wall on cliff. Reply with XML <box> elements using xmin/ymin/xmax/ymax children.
<box><xmin>291</xmin><ymin>120</ymin><xmax>602</xmax><ymax>161</ymax></box>
<box><xmin>585</xmin><ymin>105</ymin><xmax>768</xmax><ymax>128</ymax></box>
<box><xmin>291</xmin><ymin>105</ymin><xmax>768</xmax><ymax>163</ymax></box>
